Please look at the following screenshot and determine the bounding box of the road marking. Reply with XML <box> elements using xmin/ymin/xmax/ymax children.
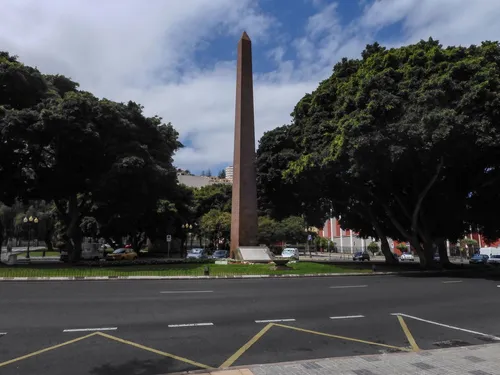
<box><xmin>0</xmin><ymin>333</ymin><xmax>97</xmax><ymax>368</ymax></box>
<box><xmin>160</xmin><ymin>290</ymin><xmax>214</xmax><ymax>294</ymax></box>
<box><xmin>96</xmin><ymin>332</ymin><xmax>212</xmax><ymax>369</ymax></box>
<box><xmin>396</xmin><ymin>316</ymin><xmax>420</xmax><ymax>352</ymax></box>
<box><xmin>63</xmin><ymin>327</ymin><xmax>117</xmax><ymax>332</ymax></box>
<box><xmin>391</xmin><ymin>313</ymin><xmax>500</xmax><ymax>341</ymax></box>
<box><xmin>273</xmin><ymin>323</ymin><xmax>411</xmax><ymax>352</ymax></box>
<box><xmin>220</xmin><ymin>323</ymin><xmax>274</xmax><ymax>368</ymax></box>
<box><xmin>442</xmin><ymin>280</ymin><xmax>463</xmax><ymax>284</ymax></box>
<box><xmin>168</xmin><ymin>323</ymin><xmax>214</xmax><ymax>328</ymax></box>
<box><xmin>329</xmin><ymin>315</ymin><xmax>365</xmax><ymax>320</ymax></box>
<box><xmin>329</xmin><ymin>285</ymin><xmax>368</xmax><ymax>289</ymax></box>
<box><xmin>255</xmin><ymin>319</ymin><xmax>296</xmax><ymax>323</ymax></box>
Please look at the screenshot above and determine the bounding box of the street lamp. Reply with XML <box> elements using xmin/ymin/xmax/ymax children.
<box><xmin>23</xmin><ymin>215</ymin><xmax>39</xmax><ymax>260</ymax></box>
<box><xmin>183</xmin><ymin>223</ymin><xmax>193</xmax><ymax>253</ymax></box>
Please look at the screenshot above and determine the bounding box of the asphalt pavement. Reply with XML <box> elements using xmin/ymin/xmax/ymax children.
<box><xmin>0</xmin><ymin>275</ymin><xmax>499</xmax><ymax>374</ymax></box>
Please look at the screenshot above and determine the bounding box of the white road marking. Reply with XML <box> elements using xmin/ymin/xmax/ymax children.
<box><xmin>329</xmin><ymin>285</ymin><xmax>368</xmax><ymax>289</ymax></box>
<box><xmin>160</xmin><ymin>290</ymin><xmax>214</xmax><ymax>294</ymax></box>
<box><xmin>63</xmin><ymin>327</ymin><xmax>117</xmax><ymax>332</ymax></box>
<box><xmin>442</xmin><ymin>280</ymin><xmax>463</xmax><ymax>284</ymax></box>
<box><xmin>329</xmin><ymin>315</ymin><xmax>365</xmax><ymax>320</ymax></box>
<box><xmin>0</xmin><ymin>332</ymin><xmax>6</xmax><ymax>336</ymax></box>
<box><xmin>255</xmin><ymin>319</ymin><xmax>296</xmax><ymax>323</ymax></box>
<box><xmin>391</xmin><ymin>313</ymin><xmax>500</xmax><ymax>341</ymax></box>
<box><xmin>168</xmin><ymin>323</ymin><xmax>214</xmax><ymax>328</ymax></box>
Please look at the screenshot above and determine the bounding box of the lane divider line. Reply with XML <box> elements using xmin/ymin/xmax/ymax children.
<box><xmin>391</xmin><ymin>313</ymin><xmax>500</xmax><ymax>341</ymax></box>
<box><xmin>160</xmin><ymin>290</ymin><xmax>214</xmax><ymax>294</ymax></box>
<box><xmin>168</xmin><ymin>323</ymin><xmax>214</xmax><ymax>328</ymax></box>
<box><xmin>255</xmin><ymin>319</ymin><xmax>295</xmax><ymax>323</ymax></box>
<box><xmin>219</xmin><ymin>323</ymin><xmax>274</xmax><ymax>368</ymax></box>
<box><xmin>396</xmin><ymin>315</ymin><xmax>420</xmax><ymax>352</ymax></box>
<box><xmin>0</xmin><ymin>332</ymin><xmax>98</xmax><ymax>368</ymax></box>
<box><xmin>442</xmin><ymin>281</ymin><xmax>463</xmax><ymax>284</ymax></box>
<box><xmin>95</xmin><ymin>332</ymin><xmax>213</xmax><ymax>370</ymax></box>
<box><xmin>330</xmin><ymin>315</ymin><xmax>365</xmax><ymax>320</ymax></box>
<box><xmin>63</xmin><ymin>327</ymin><xmax>117</xmax><ymax>332</ymax></box>
<box><xmin>329</xmin><ymin>285</ymin><xmax>368</xmax><ymax>289</ymax></box>
<box><xmin>273</xmin><ymin>323</ymin><xmax>411</xmax><ymax>352</ymax></box>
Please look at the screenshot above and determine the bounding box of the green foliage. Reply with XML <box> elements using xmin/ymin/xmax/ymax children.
<box><xmin>273</xmin><ymin>39</ymin><xmax>500</xmax><ymax>267</ymax></box>
<box><xmin>0</xmin><ymin>51</ymin><xmax>184</xmax><ymax>258</ymax></box>
<box><xmin>367</xmin><ymin>241</ymin><xmax>380</xmax><ymax>254</ymax></box>
<box><xmin>200</xmin><ymin>209</ymin><xmax>231</xmax><ymax>249</ymax></box>
<box><xmin>396</xmin><ymin>243</ymin><xmax>409</xmax><ymax>252</ymax></box>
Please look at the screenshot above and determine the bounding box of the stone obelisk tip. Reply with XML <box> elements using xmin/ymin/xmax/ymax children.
<box><xmin>241</xmin><ymin>31</ymin><xmax>251</xmax><ymax>41</ymax></box>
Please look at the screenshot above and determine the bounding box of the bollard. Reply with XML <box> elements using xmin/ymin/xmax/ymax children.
<box><xmin>204</xmin><ymin>265</ymin><xmax>210</xmax><ymax>276</ymax></box>
<box><xmin>372</xmin><ymin>264</ymin><xmax>376</xmax><ymax>272</ymax></box>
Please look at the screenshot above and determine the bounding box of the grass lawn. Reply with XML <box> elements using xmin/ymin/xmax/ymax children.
<box><xmin>17</xmin><ymin>251</ymin><xmax>60</xmax><ymax>258</ymax></box>
<box><xmin>0</xmin><ymin>262</ymin><xmax>372</xmax><ymax>278</ymax></box>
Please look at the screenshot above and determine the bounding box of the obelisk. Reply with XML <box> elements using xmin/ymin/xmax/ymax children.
<box><xmin>230</xmin><ymin>31</ymin><xmax>259</xmax><ymax>258</ymax></box>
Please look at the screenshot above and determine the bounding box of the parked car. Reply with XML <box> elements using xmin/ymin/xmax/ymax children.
<box><xmin>487</xmin><ymin>254</ymin><xmax>500</xmax><ymax>265</ymax></box>
<box><xmin>186</xmin><ymin>248</ymin><xmax>208</xmax><ymax>260</ymax></box>
<box><xmin>470</xmin><ymin>254</ymin><xmax>489</xmax><ymax>264</ymax></box>
<box><xmin>281</xmin><ymin>248</ymin><xmax>300</xmax><ymax>260</ymax></box>
<box><xmin>212</xmin><ymin>250</ymin><xmax>229</xmax><ymax>259</ymax></box>
<box><xmin>352</xmin><ymin>251</ymin><xmax>370</xmax><ymax>261</ymax></box>
<box><xmin>399</xmin><ymin>253</ymin><xmax>415</xmax><ymax>261</ymax></box>
<box><xmin>106</xmin><ymin>248</ymin><xmax>138</xmax><ymax>261</ymax></box>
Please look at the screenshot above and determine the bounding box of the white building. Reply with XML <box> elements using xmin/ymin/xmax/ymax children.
<box><xmin>225</xmin><ymin>165</ymin><xmax>234</xmax><ymax>182</ymax></box>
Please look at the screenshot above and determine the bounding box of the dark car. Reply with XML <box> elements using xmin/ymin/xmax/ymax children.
<box><xmin>212</xmin><ymin>250</ymin><xmax>229</xmax><ymax>259</ymax></box>
<box><xmin>353</xmin><ymin>251</ymin><xmax>370</xmax><ymax>261</ymax></box>
<box><xmin>470</xmin><ymin>254</ymin><xmax>489</xmax><ymax>264</ymax></box>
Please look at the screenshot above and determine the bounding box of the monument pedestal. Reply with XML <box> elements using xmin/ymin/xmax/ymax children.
<box><xmin>235</xmin><ymin>246</ymin><xmax>273</xmax><ymax>263</ymax></box>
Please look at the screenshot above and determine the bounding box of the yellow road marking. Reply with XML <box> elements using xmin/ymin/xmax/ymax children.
<box><xmin>274</xmin><ymin>323</ymin><xmax>411</xmax><ymax>352</ymax></box>
<box><xmin>95</xmin><ymin>332</ymin><xmax>212</xmax><ymax>370</ymax></box>
<box><xmin>397</xmin><ymin>315</ymin><xmax>420</xmax><ymax>352</ymax></box>
<box><xmin>219</xmin><ymin>323</ymin><xmax>274</xmax><ymax>368</ymax></box>
<box><xmin>0</xmin><ymin>332</ymin><xmax>98</xmax><ymax>368</ymax></box>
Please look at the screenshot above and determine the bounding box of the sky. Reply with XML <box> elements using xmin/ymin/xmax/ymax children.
<box><xmin>2</xmin><ymin>0</ymin><xmax>500</xmax><ymax>175</ymax></box>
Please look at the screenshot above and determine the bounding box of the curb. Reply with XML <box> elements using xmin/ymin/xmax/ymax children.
<box><xmin>0</xmin><ymin>270</ymin><xmax>447</xmax><ymax>281</ymax></box>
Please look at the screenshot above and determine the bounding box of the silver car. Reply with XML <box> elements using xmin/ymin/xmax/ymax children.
<box><xmin>186</xmin><ymin>248</ymin><xmax>208</xmax><ymax>260</ymax></box>
<box><xmin>487</xmin><ymin>254</ymin><xmax>500</xmax><ymax>265</ymax></box>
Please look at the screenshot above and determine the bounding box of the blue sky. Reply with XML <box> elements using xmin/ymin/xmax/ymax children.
<box><xmin>2</xmin><ymin>0</ymin><xmax>500</xmax><ymax>174</ymax></box>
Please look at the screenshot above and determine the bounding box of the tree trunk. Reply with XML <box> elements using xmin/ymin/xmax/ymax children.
<box><xmin>370</xmin><ymin>216</ymin><xmax>398</xmax><ymax>264</ymax></box>
<box><xmin>437</xmin><ymin>239</ymin><xmax>451</xmax><ymax>267</ymax></box>
<box><xmin>0</xmin><ymin>220</ymin><xmax>3</xmax><ymax>253</ymax></box>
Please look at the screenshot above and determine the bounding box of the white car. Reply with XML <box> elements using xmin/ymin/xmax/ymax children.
<box><xmin>399</xmin><ymin>253</ymin><xmax>415</xmax><ymax>261</ymax></box>
<box><xmin>281</xmin><ymin>248</ymin><xmax>299</xmax><ymax>260</ymax></box>
<box><xmin>487</xmin><ymin>255</ymin><xmax>500</xmax><ymax>265</ymax></box>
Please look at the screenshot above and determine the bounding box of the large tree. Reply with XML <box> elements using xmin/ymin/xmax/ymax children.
<box><xmin>285</xmin><ymin>39</ymin><xmax>500</xmax><ymax>267</ymax></box>
<box><xmin>0</xmin><ymin>52</ymin><xmax>184</xmax><ymax>260</ymax></box>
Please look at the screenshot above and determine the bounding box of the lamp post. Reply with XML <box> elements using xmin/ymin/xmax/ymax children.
<box><xmin>23</xmin><ymin>215</ymin><xmax>39</xmax><ymax>260</ymax></box>
<box><xmin>183</xmin><ymin>223</ymin><xmax>193</xmax><ymax>253</ymax></box>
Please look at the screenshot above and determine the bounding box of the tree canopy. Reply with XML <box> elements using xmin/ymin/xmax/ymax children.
<box><xmin>257</xmin><ymin>39</ymin><xmax>500</xmax><ymax>267</ymax></box>
<box><xmin>0</xmin><ymin>52</ymin><xmax>184</xmax><ymax>260</ymax></box>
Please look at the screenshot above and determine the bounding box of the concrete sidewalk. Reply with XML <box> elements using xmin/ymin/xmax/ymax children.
<box><xmin>194</xmin><ymin>343</ymin><xmax>500</xmax><ymax>375</ymax></box>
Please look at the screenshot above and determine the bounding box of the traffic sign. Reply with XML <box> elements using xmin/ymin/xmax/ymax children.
<box><xmin>307</xmin><ymin>234</ymin><xmax>312</xmax><ymax>241</ymax></box>
<box><xmin>166</xmin><ymin>235</ymin><xmax>172</xmax><ymax>242</ymax></box>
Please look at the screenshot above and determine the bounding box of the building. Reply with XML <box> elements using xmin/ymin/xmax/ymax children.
<box><xmin>225</xmin><ymin>165</ymin><xmax>234</xmax><ymax>182</ymax></box>
<box><xmin>177</xmin><ymin>173</ymin><xmax>232</xmax><ymax>188</ymax></box>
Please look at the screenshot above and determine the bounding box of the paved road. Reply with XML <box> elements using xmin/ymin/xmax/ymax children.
<box><xmin>0</xmin><ymin>275</ymin><xmax>499</xmax><ymax>374</ymax></box>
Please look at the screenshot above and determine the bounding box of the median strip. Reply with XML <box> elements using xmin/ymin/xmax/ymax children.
<box><xmin>63</xmin><ymin>327</ymin><xmax>117</xmax><ymax>332</ymax></box>
<box><xmin>329</xmin><ymin>315</ymin><xmax>365</xmax><ymax>320</ymax></box>
<box><xmin>255</xmin><ymin>319</ymin><xmax>296</xmax><ymax>323</ymax></box>
<box><xmin>168</xmin><ymin>323</ymin><xmax>214</xmax><ymax>328</ymax></box>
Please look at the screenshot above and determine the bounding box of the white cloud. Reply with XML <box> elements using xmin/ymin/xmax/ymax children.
<box><xmin>1</xmin><ymin>0</ymin><xmax>500</xmax><ymax>171</ymax></box>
